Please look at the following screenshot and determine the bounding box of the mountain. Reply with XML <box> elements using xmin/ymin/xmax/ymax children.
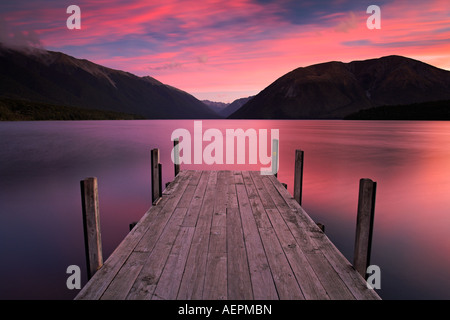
<box><xmin>228</xmin><ymin>55</ymin><xmax>450</xmax><ymax>119</ymax></box>
<box><xmin>219</xmin><ymin>96</ymin><xmax>254</xmax><ymax>117</ymax></box>
<box><xmin>0</xmin><ymin>45</ymin><xmax>218</xmax><ymax>119</ymax></box>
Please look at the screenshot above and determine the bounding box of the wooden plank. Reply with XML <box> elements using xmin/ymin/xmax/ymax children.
<box><xmin>182</xmin><ymin>171</ymin><xmax>209</xmax><ymax>227</ymax></box>
<box><xmin>126</xmin><ymin>207</ymin><xmax>188</xmax><ymax>300</ymax></box>
<box><xmin>226</xmin><ymin>173</ymin><xmax>253</xmax><ymax>299</ymax></box>
<box><xmin>134</xmin><ymin>171</ymin><xmax>193</xmax><ymax>253</ymax></box>
<box><xmin>214</xmin><ymin>171</ymin><xmax>228</xmax><ymax>215</ymax></box>
<box><xmin>226</xmin><ymin>207</ymin><xmax>253</xmax><ymax>300</ymax></box>
<box><xmin>258</xmin><ymin>226</ymin><xmax>304</xmax><ymax>300</ymax></box>
<box><xmin>242</xmin><ymin>171</ymin><xmax>272</xmax><ymax>229</ymax></box>
<box><xmin>75</xmin><ymin>171</ymin><xmax>190</xmax><ymax>300</ymax></box>
<box><xmin>100</xmin><ymin>252</ymin><xmax>147</xmax><ymax>300</ymax></box>
<box><xmin>265</xmin><ymin>174</ymin><xmax>380</xmax><ymax>300</ymax></box>
<box><xmin>227</xmin><ymin>171</ymin><xmax>238</xmax><ymax>209</ymax></box>
<box><xmin>208</xmin><ymin>170</ymin><xmax>218</xmax><ymax>185</ymax></box>
<box><xmin>234</xmin><ymin>170</ymin><xmax>244</xmax><ymax>184</ymax></box>
<box><xmin>236</xmin><ymin>184</ymin><xmax>278</xmax><ymax>300</ymax></box>
<box><xmin>249</xmin><ymin>171</ymin><xmax>276</xmax><ymax>209</ymax></box>
<box><xmin>264</xmin><ymin>208</ymin><xmax>328</xmax><ymax>300</ymax></box>
<box><xmin>209</xmin><ymin>215</ymin><xmax>226</xmax><ymax>254</ymax></box>
<box><xmin>176</xmin><ymin>185</ymin><xmax>196</xmax><ymax>208</ymax></box>
<box><xmin>188</xmin><ymin>170</ymin><xmax>202</xmax><ymax>186</ymax></box>
<box><xmin>177</xmin><ymin>172</ymin><xmax>215</xmax><ymax>299</ymax></box>
<box><xmin>262</xmin><ymin>175</ymin><xmax>355</xmax><ymax>299</ymax></box>
<box><xmin>152</xmin><ymin>227</ymin><xmax>195</xmax><ymax>300</ymax></box>
<box><xmin>203</xmin><ymin>253</ymin><xmax>227</xmax><ymax>300</ymax></box>
<box><xmin>202</xmin><ymin>171</ymin><xmax>228</xmax><ymax>299</ymax></box>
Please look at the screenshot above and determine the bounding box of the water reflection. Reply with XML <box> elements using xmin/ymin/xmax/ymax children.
<box><xmin>1</xmin><ymin>120</ymin><xmax>450</xmax><ymax>299</ymax></box>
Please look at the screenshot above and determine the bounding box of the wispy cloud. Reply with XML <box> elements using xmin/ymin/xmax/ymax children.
<box><xmin>0</xmin><ymin>16</ymin><xmax>43</xmax><ymax>49</ymax></box>
<box><xmin>149</xmin><ymin>62</ymin><xmax>183</xmax><ymax>70</ymax></box>
<box><xmin>334</xmin><ymin>12</ymin><xmax>359</xmax><ymax>32</ymax></box>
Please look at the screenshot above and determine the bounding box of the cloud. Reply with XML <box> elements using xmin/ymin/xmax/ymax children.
<box><xmin>0</xmin><ymin>16</ymin><xmax>43</xmax><ymax>49</ymax></box>
<box><xmin>334</xmin><ymin>11</ymin><xmax>358</xmax><ymax>32</ymax></box>
<box><xmin>341</xmin><ymin>39</ymin><xmax>373</xmax><ymax>46</ymax></box>
<box><xmin>149</xmin><ymin>62</ymin><xmax>183</xmax><ymax>70</ymax></box>
<box><xmin>197</xmin><ymin>55</ymin><xmax>208</xmax><ymax>63</ymax></box>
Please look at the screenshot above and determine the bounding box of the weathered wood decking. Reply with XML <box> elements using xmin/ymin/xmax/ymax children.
<box><xmin>75</xmin><ymin>170</ymin><xmax>380</xmax><ymax>300</ymax></box>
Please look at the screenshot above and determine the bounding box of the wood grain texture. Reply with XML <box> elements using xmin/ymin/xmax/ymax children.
<box><xmin>76</xmin><ymin>170</ymin><xmax>381</xmax><ymax>300</ymax></box>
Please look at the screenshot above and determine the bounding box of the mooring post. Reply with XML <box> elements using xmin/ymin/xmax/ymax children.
<box><xmin>80</xmin><ymin>177</ymin><xmax>103</xmax><ymax>280</ymax></box>
<box><xmin>151</xmin><ymin>148</ymin><xmax>161</xmax><ymax>204</ymax></box>
<box><xmin>158</xmin><ymin>163</ymin><xmax>162</xmax><ymax>198</ymax></box>
<box><xmin>316</xmin><ymin>222</ymin><xmax>325</xmax><ymax>233</ymax></box>
<box><xmin>353</xmin><ymin>178</ymin><xmax>377</xmax><ymax>279</ymax></box>
<box><xmin>129</xmin><ymin>222</ymin><xmax>137</xmax><ymax>231</ymax></box>
<box><xmin>173</xmin><ymin>138</ymin><xmax>180</xmax><ymax>177</ymax></box>
<box><xmin>272</xmin><ymin>139</ymin><xmax>279</xmax><ymax>178</ymax></box>
<box><xmin>293</xmin><ymin>149</ymin><xmax>304</xmax><ymax>205</ymax></box>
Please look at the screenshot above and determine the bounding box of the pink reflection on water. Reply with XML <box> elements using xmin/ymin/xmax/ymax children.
<box><xmin>175</xmin><ymin>120</ymin><xmax>450</xmax><ymax>298</ymax></box>
<box><xmin>2</xmin><ymin>120</ymin><xmax>450</xmax><ymax>299</ymax></box>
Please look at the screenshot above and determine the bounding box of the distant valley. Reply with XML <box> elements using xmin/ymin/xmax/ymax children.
<box><xmin>203</xmin><ymin>96</ymin><xmax>254</xmax><ymax>118</ymax></box>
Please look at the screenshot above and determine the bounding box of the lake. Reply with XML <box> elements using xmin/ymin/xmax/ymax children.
<box><xmin>1</xmin><ymin>120</ymin><xmax>450</xmax><ymax>300</ymax></box>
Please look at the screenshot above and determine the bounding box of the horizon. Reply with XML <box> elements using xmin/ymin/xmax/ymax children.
<box><xmin>1</xmin><ymin>0</ymin><xmax>449</xmax><ymax>103</ymax></box>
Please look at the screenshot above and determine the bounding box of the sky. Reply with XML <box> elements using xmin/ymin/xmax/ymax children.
<box><xmin>1</xmin><ymin>0</ymin><xmax>449</xmax><ymax>103</ymax></box>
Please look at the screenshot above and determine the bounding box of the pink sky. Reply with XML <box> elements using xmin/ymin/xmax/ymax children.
<box><xmin>1</xmin><ymin>0</ymin><xmax>449</xmax><ymax>102</ymax></box>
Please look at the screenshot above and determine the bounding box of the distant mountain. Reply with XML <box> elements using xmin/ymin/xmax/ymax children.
<box><xmin>0</xmin><ymin>44</ymin><xmax>218</xmax><ymax>119</ymax></box>
<box><xmin>219</xmin><ymin>96</ymin><xmax>254</xmax><ymax>117</ymax></box>
<box><xmin>202</xmin><ymin>100</ymin><xmax>229</xmax><ymax>115</ymax></box>
<box><xmin>228</xmin><ymin>55</ymin><xmax>450</xmax><ymax>119</ymax></box>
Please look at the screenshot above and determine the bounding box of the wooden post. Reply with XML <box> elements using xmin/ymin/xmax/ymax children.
<box><xmin>173</xmin><ymin>138</ymin><xmax>180</xmax><ymax>177</ymax></box>
<box><xmin>129</xmin><ymin>222</ymin><xmax>137</xmax><ymax>231</ymax></box>
<box><xmin>80</xmin><ymin>177</ymin><xmax>103</xmax><ymax>279</ymax></box>
<box><xmin>294</xmin><ymin>149</ymin><xmax>304</xmax><ymax>206</ymax></box>
<box><xmin>272</xmin><ymin>139</ymin><xmax>279</xmax><ymax>178</ymax></box>
<box><xmin>353</xmin><ymin>178</ymin><xmax>377</xmax><ymax>279</ymax></box>
<box><xmin>316</xmin><ymin>222</ymin><xmax>325</xmax><ymax>233</ymax></box>
<box><xmin>158</xmin><ymin>163</ymin><xmax>162</xmax><ymax>198</ymax></box>
<box><xmin>151</xmin><ymin>148</ymin><xmax>161</xmax><ymax>204</ymax></box>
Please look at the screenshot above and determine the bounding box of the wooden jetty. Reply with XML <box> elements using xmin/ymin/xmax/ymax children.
<box><xmin>75</xmin><ymin>166</ymin><xmax>380</xmax><ymax>300</ymax></box>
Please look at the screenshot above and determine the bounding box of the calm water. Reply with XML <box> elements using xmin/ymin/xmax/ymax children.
<box><xmin>1</xmin><ymin>120</ymin><xmax>450</xmax><ymax>300</ymax></box>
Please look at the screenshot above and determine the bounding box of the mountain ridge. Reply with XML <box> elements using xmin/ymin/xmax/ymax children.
<box><xmin>0</xmin><ymin>44</ymin><xmax>218</xmax><ymax>119</ymax></box>
<box><xmin>229</xmin><ymin>55</ymin><xmax>450</xmax><ymax>119</ymax></box>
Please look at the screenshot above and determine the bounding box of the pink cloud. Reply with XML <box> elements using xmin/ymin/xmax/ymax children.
<box><xmin>2</xmin><ymin>0</ymin><xmax>449</xmax><ymax>101</ymax></box>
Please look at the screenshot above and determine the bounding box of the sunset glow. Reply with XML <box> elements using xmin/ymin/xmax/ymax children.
<box><xmin>1</xmin><ymin>0</ymin><xmax>449</xmax><ymax>102</ymax></box>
